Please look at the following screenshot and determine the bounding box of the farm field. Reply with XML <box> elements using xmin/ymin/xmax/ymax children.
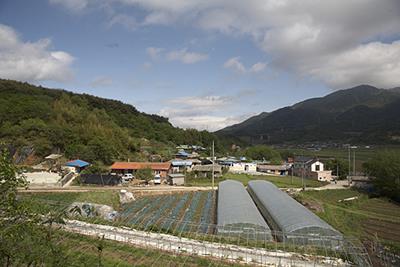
<box><xmin>296</xmin><ymin>189</ymin><xmax>400</xmax><ymax>253</ymax></box>
<box><xmin>18</xmin><ymin>188</ymin><xmax>376</xmax><ymax>264</ymax></box>
<box><xmin>118</xmin><ymin>191</ymin><xmax>217</xmax><ymax>234</ymax></box>
<box><xmin>19</xmin><ymin>190</ymin><xmax>121</xmax><ymax>213</ymax></box>
<box><xmin>278</xmin><ymin>146</ymin><xmax>400</xmax><ymax>170</ymax></box>
<box><xmin>186</xmin><ymin>173</ymin><xmax>325</xmax><ymax>188</ymax></box>
<box><xmin>25</xmin><ymin>231</ymin><xmax>241</xmax><ymax>267</ymax></box>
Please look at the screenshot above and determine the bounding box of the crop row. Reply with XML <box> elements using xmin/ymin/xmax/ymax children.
<box><xmin>118</xmin><ymin>191</ymin><xmax>216</xmax><ymax>234</ymax></box>
<box><xmin>176</xmin><ymin>192</ymin><xmax>202</xmax><ymax>232</ymax></box>
<box><xmin>199</xmin><ymin>191</ymin><xmax>216</xmax><ymax>233</ymax></box>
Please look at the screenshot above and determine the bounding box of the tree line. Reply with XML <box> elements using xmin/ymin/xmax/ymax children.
<box><xmin>0</xmin><ymin>79</ymin><xmax>225</xmax><ymax>165</ymax></box>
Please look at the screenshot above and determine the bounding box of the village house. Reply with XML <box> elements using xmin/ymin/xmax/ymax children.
<box><xmin>110</xmin><ymin>162</ymin><xmax>171</xmax><ymax>179</ymax></box>
<box><xmin>293</xmin><ymin>157</ymin><xmax>332</xmax><ymax>182</ymax></box>
<box><xmin>257</xmin><ymin>164</ymin><xmax>290</xmax><ymax>176</ymax></box>
<box><xmin>175</xmin><ymin>150</ymin><xmax>190</xmax><ymax>159</ymax></box>
<box><xmin>65</xmin><ymin>159</ymin><xmax>90</xmax><ymax>173</ymax></box>
<box><xmin>229</xmin><ymin>162</ymin><xmax>257</xmax><ymax>173</ymax></box>
<box><xmin>167</xmin><ymin>173</ymin><xmax>185</xmax><ymax>186</ymax></box>
<box><xmin>170</xmin><ymin>159</ymin><xmax>201</xmax><ymax>173</ymax></box>
<box><xmin>192</xmin><ymin>164</ymin><xmax>222</xmax><ymax>178</ymax></box>
<box><xmin>216</xmin><ymin>157</ymin><xmax>239</xmax><ymax>167</ymax></box>
<box><xmin>171</xmin><ymin>160</ymin><xmax>193</xmax><ymax>173</ymax></box>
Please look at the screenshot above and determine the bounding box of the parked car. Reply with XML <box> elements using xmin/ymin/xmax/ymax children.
<box><xmin>122</xmin><ymin>173</ymin><xmax>134</xmax><ymax>182</ymax></box>
<box><xmin>154</xmin><ymin>174</ymin><xmax>161</xmax><ymax>185</ymax></box>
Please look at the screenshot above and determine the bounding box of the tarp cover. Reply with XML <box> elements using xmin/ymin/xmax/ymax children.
<box><xmin>248</xmin><ymin>180</ymin><xmax>342</xmax><ymax>240</ymax></box>
<box><xmin>217</xmin><ymin>180</ymin><xmax>272</xmax><ymax>240</ymax></box>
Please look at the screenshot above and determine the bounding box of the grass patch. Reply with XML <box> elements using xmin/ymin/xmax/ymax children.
<box><xmin>296</xmin><ymin>189</ymin><xmax>400</xmax><ymax>253</ymax></box>
<box><xmin>19</xmin><ymin>191</ymin><xmax>120</xmax><ymax>213</ymax></box>
<box><xmin>186</xmin><ymin>173</ymin><xmax>325</xmax><ymax>188</ymax></box>
<box><xmin>11</xmin><ymin>230</ymin><xmax>242</xmax><ymax>267</ymax></box>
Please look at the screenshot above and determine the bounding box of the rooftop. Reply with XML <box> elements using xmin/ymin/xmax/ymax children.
<box><xmin>65</xmin><ymin>159</ymin><xmax>90</xmax><ymax>168</ymax></box>
<box><xmin>111</xmin><ymin>162</ymin><xmax>171</xmax><ymax>170</ymax></box>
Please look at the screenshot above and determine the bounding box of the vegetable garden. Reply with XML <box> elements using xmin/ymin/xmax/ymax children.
<box><xmin>118</xmin><ymin>191</ymin><xmax>216</xmax><ymax>234</ymax></box>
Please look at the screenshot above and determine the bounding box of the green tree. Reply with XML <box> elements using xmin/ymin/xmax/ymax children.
<box><xmin>136</xmin><ymin>167</ymin><xmax>153</xmax><ymax>182</ymax></box>
<box><xmin>363</xmin><ymin>151</ymin><xmax>400</xmax><ymax>201</ymax></box>
<box><xmin>325</xmin><ymin>158</ymin><xmax>349</xmax><ymax>179</ymax></box>
<box><xmin>81</xmin><ymin>162</ymin><xmax>109</xmax><ymax>174</ymax></box>
<box><xmin>244</xmin><ymin>145</ymin><xmax>282</xmax><ymax>163</ymax></box>
<box><xmin>0</xmin><ymin>148</ymin><xmax>67</xmax><ymax>265</ymax></box>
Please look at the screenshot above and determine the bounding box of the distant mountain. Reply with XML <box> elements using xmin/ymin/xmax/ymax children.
<box><xmin>0</xmin><ymin>79</ymin><xmax>218</xmax><ymax>164</ymax></box>
<box><xmin>217</xmin><ymin>85</ymin><xmax>400</xmax><ymax>144</ymax></box>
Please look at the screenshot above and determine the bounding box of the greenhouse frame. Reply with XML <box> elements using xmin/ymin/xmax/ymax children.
<box><xmin>248</xmin><ymin>180</ymin><xmax>342</xmax><ymax>247</ymax></box>
<box><xmin>217</xmin><ymin>180</ymin><xmax>272</xmax><ymax>240</ymax></box>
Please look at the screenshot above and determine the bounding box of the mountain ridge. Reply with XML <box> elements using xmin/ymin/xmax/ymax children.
<box><xmin>0</xmin><ymin>79</ymin><xmax>219</xmax><ymax>164</ymax></box>
<box><xmin>216</xmin><ymin>85</ymin><xmax>400</xmax><ymax>144</ymax></box>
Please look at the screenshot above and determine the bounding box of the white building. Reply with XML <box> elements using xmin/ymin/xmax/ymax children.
<box><xmin>293</xmin><ymin>158</ymin><xmax>332</xmax><ymax>182</ymax></box>
<box><xmin>229</xmin><ymin>162</ymin><xmax>257</xmax><ymax>173</ymax></box>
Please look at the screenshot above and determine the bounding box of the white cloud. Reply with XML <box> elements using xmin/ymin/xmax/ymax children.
<box><xmin>49</xmin><ymin>0</ymin><xmax>89</xmax><ymax>12</ymax></box>
<box><xmin>158</xmin><ymin>91</ymin><xmax>257</xmax><ymax>130</ymax></box>
<box><xmin>146</xmin><ymin>47</ymin><xmax>164</xmax><ymax>60</ymax></box>
<box><xmin>167</xmin><ymin>114</ymin><xmax>253</xmax><ymax>131</ymax></box>
<box><xmin>250</xmin><ymin>62</ymin><xmax>267</xmax><ymax>73</ymax></box>
<box><xmin>166</xmin><ymin>49</ymin><xmax>208</xmax><ymax>64</ymax></box>
<box><xmin>224</xmin><ymin>57</ymin><xmax>266</xmax><ymax>74</ymax></box>
<box><xmin>0</xmin><ymin>24</ymin><xmax>74</xmax><ymax>83</ymax></box>
<box><xmin>145</xmin><ymin>47</ymin><xmax>208</xmax><ymax>65</ymax></box>
<box><xmin>104</xmin><ymin>0</ymin><xmax>400</xmax><ymax>89</ymax></box>
<box><xmin>51</xmin><ymin>0</ymin><xmax>400</xmax><ymax>88</ymax></box>
<box><xmin>108</xmin><ymin>14</ymin><xmax>137</xmax><ymax>30</ymax></box>
<box><xmin>167</xmin><ymin>95</ymin><xmax>230</xmax><ymax>109</ymax></box>
<box><xmin>89</xmin><ymin>76</ymin><xmax>113</xmax><ymax>87</ymax></box>
<box><xmin>224</xmin><ymin>57</ymin><xmax>246</xmax><ymax>73</ymax></box>
<box><xmin>307</xmin><ymin>41</ymin><xmax>400</xmax><ymax>89</ymax></box>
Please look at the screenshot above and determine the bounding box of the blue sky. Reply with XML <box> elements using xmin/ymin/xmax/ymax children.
<box><xmin>1</xmin><ymin>0</ymin><xmax>399</xmax><ymax>130</ymax></box>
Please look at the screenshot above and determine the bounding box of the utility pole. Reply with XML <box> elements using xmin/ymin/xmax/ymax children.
<box><xmin>212</xmin><ymin>140</ymin><xmax>215</xmax><ymax>190</ymax></box>
<box><xmin>336</xmin><ymin>161</ymin><xmax>339</xmax><ymax>179</ymax></box>
<box><xmin>348</xmin><ymin>145</ymin><xmax>351</xmax><ymax>177</ymax></box>
<box><xmin>291</xmin><ymin>165</ymin><xmax>293</xmax><ymax>185</ymax></box>
<box><xmin>301</xmin><ymin>161</ymin><xmax>305</xmax><ymax>190</ymax></box>
<box><xmin>353</xmin><ymin>149</ymin><xmax>356</xmax><ymax>176</ymax></box>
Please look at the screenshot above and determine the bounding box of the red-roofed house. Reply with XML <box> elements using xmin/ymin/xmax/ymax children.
<box><xmin>110</xmin><ymin>162</ymin><xmax>171</xmax><ymax>179</ymax></box>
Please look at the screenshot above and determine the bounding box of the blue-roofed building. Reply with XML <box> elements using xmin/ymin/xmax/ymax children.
<box><xmin>171</xmin><ymin>159</ymin><xmax>201</xmax><ymax>173</ymax></box>
<box><xmin>65</xmin><ymin>159</ymin><xmax>90</xmax><ymax>173</ymax></box>
<box><xmin>175</xmin><ymin>150</ymin><xmax>190</xmax><ymax>158</ymax></box>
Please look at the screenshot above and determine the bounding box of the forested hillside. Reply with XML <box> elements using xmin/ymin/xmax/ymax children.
<box><xmin>0</xmin><ymin>79</ymin><xmax>218</xmax><ymax>164</ymax></box>
<box><xmin>217</xmin><ymin>85</ymin><xmax>400</xmax><ymax>145</ymax></box>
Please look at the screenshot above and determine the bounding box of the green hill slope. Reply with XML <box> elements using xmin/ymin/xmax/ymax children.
<box><xmin>0</xmin><ymin>79</ymin><xmax>217</xmax><ymax>164</ymax></box>
<box><xmin>217</xmin><ymin>85</ymin><xmax>400</xmax><ymax>144</ymax></box>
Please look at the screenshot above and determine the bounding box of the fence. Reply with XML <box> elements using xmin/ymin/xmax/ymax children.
<box><xmin>59</xmin><ymin>217</ymin><xmax>373</xmax><ymax>267</ymax></box>
<box><xmin>80</xmin><ymin>174</ymin><xmax>121</xmax><ymax>185</ymax></box>
<box><xmin>29</xmin><ymin>198</ymin><xmax>374</xmax><ymax>266</ymax></box>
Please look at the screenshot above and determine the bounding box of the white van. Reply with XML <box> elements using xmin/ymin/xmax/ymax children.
<box><xmin>154</xmin><ymin>174</ymin><xmax>161</xmax><ymax>185</ymax></box>
<box><xmin>122</xmin><ymin>173</ymin><xmax>134</xmax><ymax>182</ymax></box>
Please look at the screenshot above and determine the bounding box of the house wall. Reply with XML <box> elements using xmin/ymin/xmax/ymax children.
<box><xmin>112</xmin><ymin>168</ymin><xmax>170</xmax><ymax>178</ymax></box>
<box><xmin>315</xmin><ymin>170</ymin><xmax>332</xmax><ymax>181</ymax></box>
<box><xmin>169</xmin><ymin>177</ymin><xmax>185</xmax><ymax>185</ymax></box>
<box><xmin>229</xmin><ymin>163</ymin><xmax>257</xmax><ymax>173</ymax></box>
<box><xmin>172</xmin><ymin>165</ymin><xmax>192</xmax><ymax>173</ymax></box>
<box><xmin>294</xmin><ymin>167</ymin><xmax>331</xmax><ymax>182</ymax></box>
<box><xmin>311</xmin><ymin>161</ymin><xmax>324</xmax><ymax>172</ymax></box>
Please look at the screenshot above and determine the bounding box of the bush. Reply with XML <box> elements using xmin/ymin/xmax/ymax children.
<box><xmin>244</xmin><ymin>145</ymin><xmax>281</xmax><ymax>163</ymax></box>
<box><xmin>136</xmin><ymin>167</ymin><xmax>153</xmax><ymax>182</ymax></box>
<box><xmin>363</xmin><ymin>151</ymin><xmax>400</xmax><ymax>201</ymax></box>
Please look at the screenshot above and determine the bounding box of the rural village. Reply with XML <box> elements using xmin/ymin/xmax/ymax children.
<box><xmin>1</xmin><ymin>1</ymin><xmax>400</xmax><ymax>267</ymax></box>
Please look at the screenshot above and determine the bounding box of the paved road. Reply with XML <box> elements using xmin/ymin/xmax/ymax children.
<box><xmin>20</xmin><ymin>185</ymin><xmax>214</xmax><ymax>193</ymax></box>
